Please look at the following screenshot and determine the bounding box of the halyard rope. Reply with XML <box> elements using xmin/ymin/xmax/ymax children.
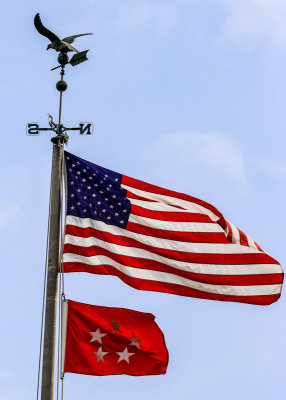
<box><xmin>57</xmin><ymin>145</ymin><xmax>66</xmax><ymax>400</ymax></box>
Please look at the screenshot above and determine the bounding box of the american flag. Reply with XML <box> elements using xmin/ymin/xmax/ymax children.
<box><xmin>63</xmin><ymin>151</ymin><xmax>283</xmax><ymax>305</ymax></box>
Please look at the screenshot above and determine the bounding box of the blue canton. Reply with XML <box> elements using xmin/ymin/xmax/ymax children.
<box><xmin>65</xmin><ymin>152</ymin><xmax>131</xmax><ymax>228</ymax></box>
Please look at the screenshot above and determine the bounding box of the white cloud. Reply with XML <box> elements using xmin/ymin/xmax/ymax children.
<box><xmin>136</xmin><ymin>132</ymin><xmax>247</xmax><ymax>202</ymax></box>
<box><xmin>215</xmin><ymin>0</ymin><xmax>286</xmax><ymax>47</ymax></box>
<box><xmin>84</xmin><ymin>0</ymin><xmax>286</xmax><ymax>49</ymax></box>
<box><xmin>119</xmin><ymin>0</ymin><xmax>286</xmax><ymax>47</ymax></box>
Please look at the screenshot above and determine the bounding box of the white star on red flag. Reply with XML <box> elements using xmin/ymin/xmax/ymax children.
<box><xmin>94</xmin><ymin>346</ymin><xmax>108</xmax><ymax>363</ymax></box>
<box><xmin>89</xmin><ymin>328</ymin><xmax>107</xmax><ymax>344</ymax></box>
<box><xmin>116</xmin><ymin>347</ymin><xmax>135</xmax><ymax>364</ymax></box>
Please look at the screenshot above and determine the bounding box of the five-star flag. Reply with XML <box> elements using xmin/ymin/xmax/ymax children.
<box><xmin>63</xmin><ymin>151</ymin><xmax>283</xmax><ymax>305</ymax></box>
<box><xmin>61</xmin><ymin>300</ymin><xmax>168</xmax><ymax>376</ymax></box>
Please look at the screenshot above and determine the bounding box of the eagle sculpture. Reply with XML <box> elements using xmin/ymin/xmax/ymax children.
<box><xmin>34</xmin><ymin>13</ymin><xmax>92</xmax><ymax>53</ymax></box>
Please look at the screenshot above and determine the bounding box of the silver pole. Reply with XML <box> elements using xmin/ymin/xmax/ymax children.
<box><xmin>41</xmin><ymin>141</ymin><xmax>63</xmax><ymax>400</ymax></box>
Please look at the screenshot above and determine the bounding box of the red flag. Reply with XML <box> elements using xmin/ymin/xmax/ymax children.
<box><xmin>62</xmin><ymin>300</ymin><xmax>168</xmax><ymax>376</ymax></box>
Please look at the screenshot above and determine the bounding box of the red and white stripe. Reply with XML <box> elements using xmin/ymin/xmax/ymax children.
<box><xmin>63</xmin><ymin>174</ymin><xmax>283</xmax><ymax>305</ymax></box>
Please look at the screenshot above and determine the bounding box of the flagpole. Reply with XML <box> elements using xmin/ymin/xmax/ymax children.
<box><xmin>41</xmin><ymin>64</ymin><xmax>67</xmax><ymax>400</ymax></box>
<box><xmin>41</xmin><ymin>139</ymin><xmax>64</xmax><ymax>400</ymax></box>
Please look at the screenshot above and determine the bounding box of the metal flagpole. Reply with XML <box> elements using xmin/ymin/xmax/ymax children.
<box><xmin>29</xmin><ymin>14</ymin><xmax>93</xmax><ymax>399</ymax></box>
<box><xmin>41</xmin><ymin>56</ymin><xmax>68</xmax><ymax>400</ymax></box>
<box><xmin>41</xmin><ymin>139</ymin><xmax>63</xmax><ymax>400</ymax></box>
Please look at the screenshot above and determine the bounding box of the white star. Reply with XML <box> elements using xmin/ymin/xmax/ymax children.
<box><xmin>77</xmin><ymin>171</ymin><xmax>81</xmax><ymax>175</ymax></box>
<box><xmin>112</xmin><ymin>195</ymin><xmax>116</xmax><ymax>199</ymax></box>
<box><xmin>116</xmin><ymin>347</ymin><xmax>135</xmax><ymax>364</ymax></box>
<box><xmin>70</xmin><ymin>206</ymin><xmax>75</xmax><ymax>210</ymax></box>
<box><xmin>107</xmin><ymin>216</ymin><xmax>111</xmax><ymax>220</ymax></box>
<box><xmin>77</xmin><ymin>189</ymin><xmax>81</xmax><ymax>192</ymax></box>
<box><xmin>94</xmin><ymin>347</ymin><xmax>108</xmax><ymax>363</ymax></box>
<box><xmin>92</xmin><ymin>194</ymin><xmax>96</xmax><ymax>197</ymax></box>
<box><xmin>123</xmin><ymin>209</ymin><xmax>127</xmax><ymax>213</ymax></box>
<box><xmin>105</xmin><ymin>174</ymin><xmax>108</xmax><ymax>178</ymax></box>
<box><xmin>77</xmin><ymin>202</ymin><xmax>81</xmax><ymax>205</ymax></box>
<box><xmin>115</xmin><ymin>178</ymin><xmax>119</xmax><ymax>182</ymax></box>
<box><xmin>87</xmin><ymin>186</ymin><xmax>91</xmax><ymax>190</ymax></box>
<box><xmin>102</xmin><ymin>209</ymin><xmax>106</xmax><ymax>213</ymax></box>
<box><xmin>115</xmin><ymin>213</ymin><xmax>119</xmax><ymax>216</ymax></box>
<box><xmin>83</xmin><ymin>169</ymin><xmax>86</xmax><ymax>172</ymax></box>
<box><xmin>70</xmin><ymin>182</ymin><xmax>74</xmax><ymax>185</ymax></box>
<box><xmin>72</xmin><ymin>164</ymin><xmax>76</xmax><ymax>167</ymax></box>
<box><xmin>82</xmin><ymin>178</ymin><xmax>86</xmax><ymax>182</ymax></box>
<box><xmin>89</xmin><ymin>328</ymin><xmax>107</xmax><ymax>344</ymax></box>
<box><xmin>120</xmin><ymin>220</ymin><xmax>124</xmax><ymax>224</ymax></box>
<box><xmin>66</xmin><ymin>156</ymin><xmax>70</xmax><ymax>160</ymax></box>
<box><xmin>71</xmin><ymin>194</ymin><xmax>75</xmax><ymax>198</ymax></box>
<box><xmin>110</xmin><ymin>205</ymin><xmax>114</xmax><ymax>209</ymax></box>
<box><xmin>84</xmin><ymin>196</ymin><xmax>87</xmax><ymax>200</ymax></box>
<box><xmin>118</xmin><ymin>202</ymin><xmax>122</xmax><ymax>206</ymax></box>
<box><xmin>76</xmin><ymin>161</ymin><xmax>80</xmax><ymax>165</ymax></box>
<box><xmin>97</xmin><ymin>201</ymin><xmax>101</xmax><ymax>205</ymax></box>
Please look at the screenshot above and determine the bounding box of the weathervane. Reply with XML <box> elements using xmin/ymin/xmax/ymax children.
<box><xmin>27</xmin><ymin>13</ymin><xmax>94</xmax><ymax>144</ymax></box>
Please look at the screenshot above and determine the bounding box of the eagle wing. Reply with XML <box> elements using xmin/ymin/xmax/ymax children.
<box><xmin>62</xmin><ymin>33</ymin><xmax>93</xmax><ymax>44</ymax></box>
<box><xmin>34</xmin><ymin>13</ymin><xmax>60</xmax><ymax>43</ymax></box>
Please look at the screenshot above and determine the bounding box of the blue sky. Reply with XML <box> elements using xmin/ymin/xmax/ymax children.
<box><xmin>1</xmin><ymin>1</ymin><xmax>286</xmax><ymax>399</ymax></box>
